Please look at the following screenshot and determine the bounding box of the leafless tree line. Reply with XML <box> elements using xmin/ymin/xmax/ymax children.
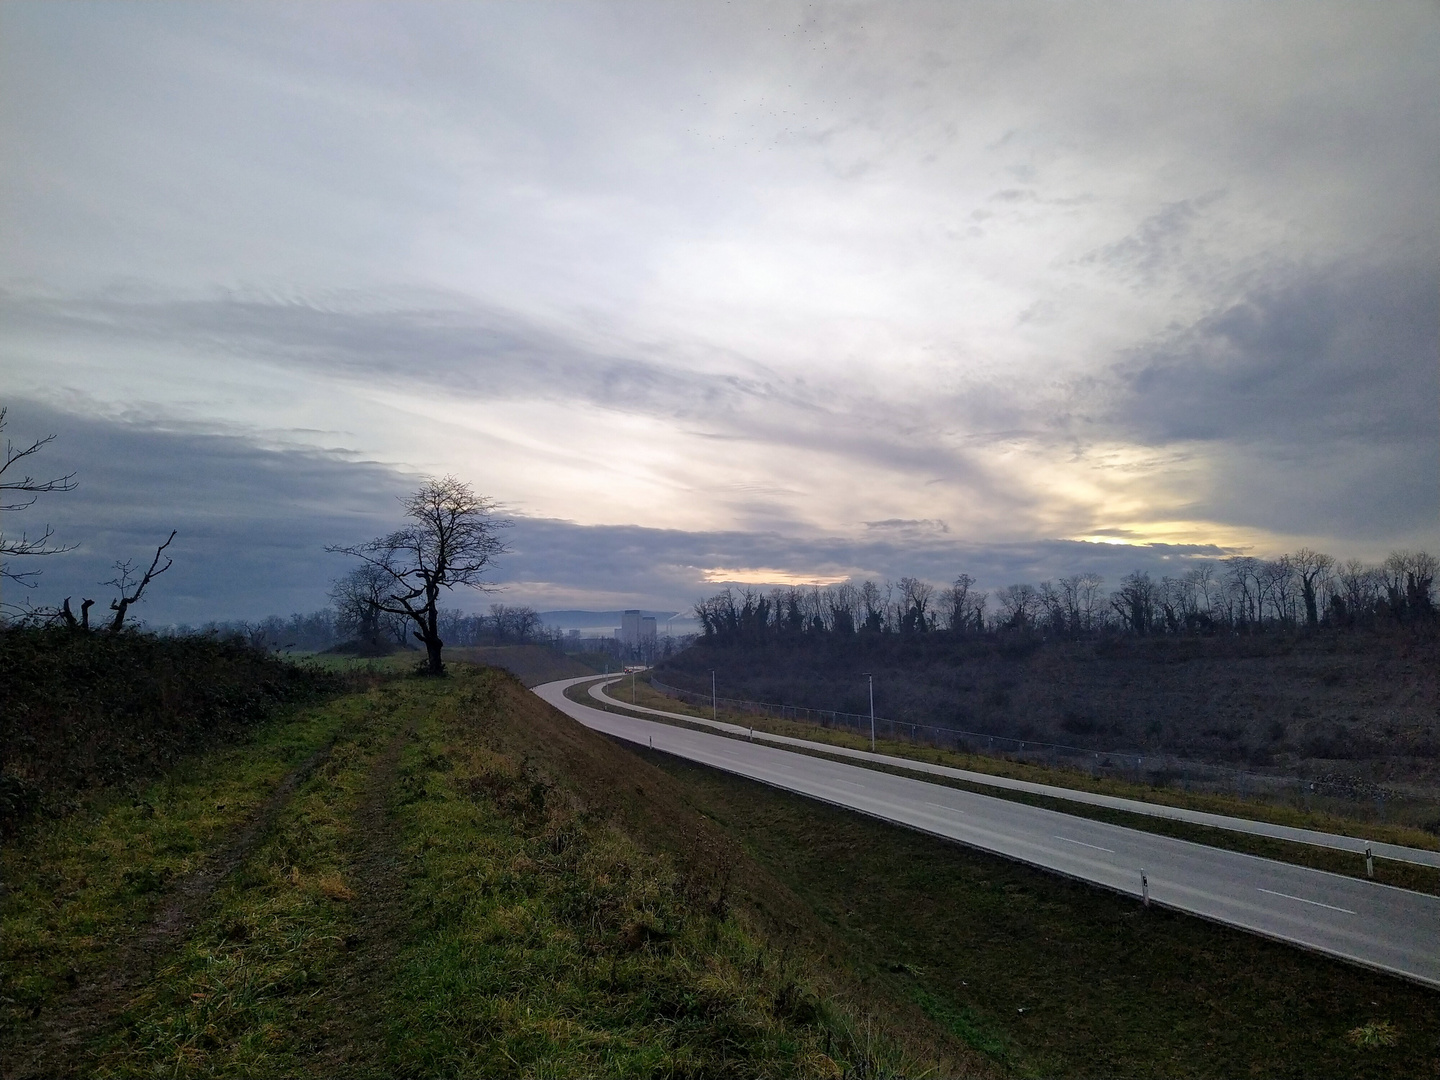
<box><xmin>694</xmin><ymin>548</ymin><xmax>1436</xmax><ymax>643</ymax></box>
<box><xmin>169</xmin><ymin>601</ymin><xmax>552</xmax><ymax>655</ymax></box>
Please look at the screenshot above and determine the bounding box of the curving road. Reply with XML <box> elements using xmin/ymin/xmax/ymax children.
<box><xmin>536</xmin><ymin>675</ymin><xmax>1440</xmax><ymax>990</ymax></box>
<box><xmin>587</xmin><ymin>679</ymin><xmax>1440</xmax><ymax>869</ymax></box>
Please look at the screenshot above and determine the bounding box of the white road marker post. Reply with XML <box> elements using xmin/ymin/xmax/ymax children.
<box><xmin>1366</xmin><ymin>843</ymin><xmax>1374</xmax><ymax>879</ymax></box>
<box><xmin>711</xmin><ymin>670</ymin><xmax>717</xmax><ymax>721</ymax></box>
<box><xmin>864</xmin><ymin>673</ymin><xmax>875</xmax><ymax>753</ymax></box>
<box><xmin>1141</xmin><ymin>869</ymin><xmax>1149</xmax><ymax>907</ymax></box>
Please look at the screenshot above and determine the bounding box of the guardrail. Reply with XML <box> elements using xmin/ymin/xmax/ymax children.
<box><xmin>643</xmin><ymin>677</ymin><xmax>1410</xmax><ymax>813</ymax></box>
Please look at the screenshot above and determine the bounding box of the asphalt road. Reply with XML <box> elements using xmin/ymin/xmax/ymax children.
<box><xmin>536</xmin><ymin>675</ymin><xmax>1440</xmax><ymax>990</ymax></box>
<box><xmin>589</xmin><ymin>680</ymin><xmax>1440</xmax><ymax>870</ymax></box>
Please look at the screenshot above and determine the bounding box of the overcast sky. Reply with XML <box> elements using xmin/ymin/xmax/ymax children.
<box><xmin>2</xmin><ymin>2</ymin><xmax>1436</xmax><ymax>622</ymax></box>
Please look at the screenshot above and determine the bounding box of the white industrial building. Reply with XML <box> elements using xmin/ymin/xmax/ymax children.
<box><xmin>616</xmin><ymin>609</ymin><xmax>657</xmax><ymax>650</ymax></box>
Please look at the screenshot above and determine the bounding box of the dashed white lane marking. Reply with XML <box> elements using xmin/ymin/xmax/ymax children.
<box><xmin>924</xmin><ymin>801</ymin><xmax>963</xmax><ymax>814</ymax></box>
<box><xmin>1257</xmin><ymin>888</ymin><xmax>1356</xmax><ymax>914</ymax></box>
<box><xmin>1054</xmin><ymin>836</ymin><xmax>1116</xmax><ymax>853</ymax></box>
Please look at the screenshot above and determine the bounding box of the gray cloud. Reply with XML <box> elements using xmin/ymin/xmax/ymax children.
<box><xmin>1114</xmin><ymin>259</ymin><xmax>1437</xmax><ymax>449</ymax></box>
<box><xmin>1099</xmin><ymin>258</ymin><xmax>1440</xmax><ymax>539</ymax></box>
<box><xmin>5</xmin><ymin>398</ymin><xmax>1247</xmax><ymax>623</ymax></box>
<box><xmin>2</xmin><ymin>3</ymin><xmax>1435</xmax><ymax>581</ymax></box>
<box><xmin>0</xmin><ymin>284</ymin><xmax>1039</xmax><ymax>520</ymax></box>
<box><xmin>1080</xmin><ymin>192</ymin><xmax>1225</xmax><ymax>286</ymax></box>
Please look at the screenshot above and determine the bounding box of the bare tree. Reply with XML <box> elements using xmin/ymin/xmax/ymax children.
<box><xmin>859</xmin><ymin>579</ymin><xmax>885</xmax><ymax>632</ymax></box>
<box><xmin>103</xmin><ymin>531</ymin><xmax>177</xmax><ymax>632</ymax></box>
<box><xmin>489</xmin><ymin>603</ymin><xmax>541</xmax><ymax>642</ymax></box>
<box><xmin>1038</xmin><ymin>580</ymin><xmax>1067</xmax><ymax>635</ymax></box>
<box><xmin>1223</xmin><ymin>556</ymin><xmax>1261</xmax><ymax>628</ymax></box>
<box><xmin>1110</xmin><ymin>571</ymin><xmax>1157</xmax><ymax>635</ymax></box>
<box><xmin>1183</xmin><ymin>564</ymin><xmax>1218</xmax><ymax>620</ymax></box>
<box><xmin>1289</xmin><ymin>548</ymin><xmax>1335</xmax><ymax>628</ymax></box>
<box><xmin>330</xmin><ymin>563</ymin><xmax>397</xmax><ymax>653</ymax></box>
<box><xmin>825</xmin><ymin>581</ymin><xmax>860</xmax><ymax>634</ymax></box>
<box><xmin>328</xmin><ymin>477</ymin><xmax>509</xmax><ymax>675</ymax></box>
<box><xmin>898</xmin><ymin>576</ymin><xmax>935</xmax><ymax>633</ymax></box>
<box><xmin>0</xmin><ymin>406</ymin><xmax>78</xmax><ymax>594</ymax></box>
<box><xmin>995</xmin><ymin>582</ymin><xmax>1040</xmax><ymax>629</ymax></box>
<box><xmin>940</xmin><ymin>573</ymin><xmax>979</xmax><ymax>633</ymax></box>
<box><xmin>1059</xmin><ymin>572</ymin><xmax>1105</xmax><ymax>636</ymax></box>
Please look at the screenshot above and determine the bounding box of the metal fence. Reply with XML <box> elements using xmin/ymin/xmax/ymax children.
<box><xmin>645</xmin><ymin>677</ymin><xmax>1410</xmax><ymax>812</ymax></box>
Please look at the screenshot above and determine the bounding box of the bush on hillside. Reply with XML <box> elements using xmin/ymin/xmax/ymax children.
<box><xmin>0</xmin><ymin>626</ymin><xmax>341</xmax><ymax>837</ymax></box>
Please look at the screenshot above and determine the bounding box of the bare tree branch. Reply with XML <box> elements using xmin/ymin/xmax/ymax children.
<box><xmin>105</xmin><ymin>531</ymin><xmax>177</xmax><ymax>632</ymax></box>
<box><xmin>0</xmin><ymin>406</ymin><xmax>79</xmax><ymax>583</ymax></box>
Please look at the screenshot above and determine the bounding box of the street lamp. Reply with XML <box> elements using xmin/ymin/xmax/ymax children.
<box><xmin>863</xmin><ymin>672</ymin><xmax>875</xmax><ymax>752</ymax></box>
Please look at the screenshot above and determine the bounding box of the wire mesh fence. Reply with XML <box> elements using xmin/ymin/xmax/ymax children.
<box><xmin>645</xmin><ymin>677</ymin><xmax>1412</xmax><ymax>814</ymax></box>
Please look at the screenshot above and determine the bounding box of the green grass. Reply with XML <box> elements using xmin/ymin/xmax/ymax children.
<box><xmin>443</xmin><ymin>643</ymin><xmax>599</xmax><ymax>686</ymax></box>
<box><xmin>295</xmin><ymin>649</ymin><xmax>422</xmax><ymax>675</ymax></box>
<box><xmin>637</xmin><ymin>746</ymin><xmax>1440</xmax><ymax>1079</ymax></box>
<box><xmin>7</xmin><ymin>670</ymin><xmax>953</xmax><ymax>1078</ymax></box>
<box><xmin>0</xmin><ymin>693</ymin><xmax>369</xmax><ymax>1046</ymax></box>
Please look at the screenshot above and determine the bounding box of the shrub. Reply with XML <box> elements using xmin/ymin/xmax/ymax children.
<box><xmin>0</xmin><ymin>626</ymin><xmax>340</xmax><ymax>837</ymax></box>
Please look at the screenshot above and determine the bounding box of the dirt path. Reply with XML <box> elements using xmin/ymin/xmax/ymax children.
<box><xmin>307</xmin><ymin>720</ymin><xmax>416</xmax><ymax>1075</ymax></box>
<box><xmin>6</xmin><ymin>738</ymin><xmax>341</xmax><ymax>1079</ymax></box>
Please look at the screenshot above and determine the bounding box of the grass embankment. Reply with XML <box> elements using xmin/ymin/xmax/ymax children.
<box><xmin>443</xmin><ymin>643</ymin><xmax>599</xmax><ymax>686</ymax></box>
<box><xmin>4</xmin><ymin>667</ymin><xmax>964</xmax><ymax>1078</ymax></box>
<box><xmin>304</xmin><ymin>643</ymin><xmax>596</xmax><ymax>688</ymax></box>
<box><xmin>591</xmin><ymin>678</ymin><xmax>1440</xmax><ymax>894</ymax></box>
<box><xmin>639</xmin><ymin>747</ymin><xmax>1440</xmax><ymax>1079</ymax></box>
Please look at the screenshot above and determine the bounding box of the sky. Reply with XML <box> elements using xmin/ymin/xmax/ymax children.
<box><xmin>1</xmin><ymin>1</ymin><xmax>1436</xmax><ymax>623</ymax></box>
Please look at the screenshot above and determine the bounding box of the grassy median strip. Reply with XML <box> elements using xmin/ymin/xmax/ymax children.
<box><xmin>637</xmin><ymin>746</ymin><xmax>1440</xmax><ymax>1080</ymax></box>
<box><xmin>578</xmin><ymin>678</ymin><xmax>1440</xmax><ymax>894</ymax></box>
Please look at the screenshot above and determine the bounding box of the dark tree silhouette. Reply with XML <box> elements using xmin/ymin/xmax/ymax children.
<box><xmin>0</xmin><ymin>406</ymin><xmax>77</xmax><ymax>592</ymax></box>
<box><xmin>329</xmin><ymin>476</ymin><xmax>509</xmax><ymax>675</ymax></box>
<box><xmin>329</xmin><ymin>563</ymin><xmax>395</xmax><ymax>653</ymax></box>
<box><xmin>104</xmin><ymin>531</ymin><xmax>177</xmax><ymax>631</ymax></box>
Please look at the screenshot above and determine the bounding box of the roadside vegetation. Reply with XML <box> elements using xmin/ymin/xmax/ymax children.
<box><xmin>668</xmin><ymin>580</ymin><xmax>1440</xmax><ymax>816</ymax></box>
<box><xmin>638</xmin><ymin>747</ymin><xmax>1440</xmax><ymax>1080</ymax></box>
<box><xmin>654</xmin><ymin>628</ymin><xmax>1440</xmax><ymax>833</ymax></box>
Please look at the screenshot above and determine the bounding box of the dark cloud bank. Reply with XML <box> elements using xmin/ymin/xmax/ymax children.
<box><xmin>5</xmin><ymin>398</ymin><xmax>1243</xmax><ymax>625</ymax></box>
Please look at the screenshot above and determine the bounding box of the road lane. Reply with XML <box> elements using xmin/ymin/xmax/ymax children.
<box><xmin>587</xmin><ymin>678</ymin><xmax>1440</xmax><ymax>870</ymax></box>
<box><xmin>535</xmin><ymin>675</ymin><xmax>1440</xmax><ymax>989</ymax></box>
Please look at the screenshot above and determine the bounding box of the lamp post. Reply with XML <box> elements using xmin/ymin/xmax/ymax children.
<box><xmin>863</xmin><ymin>673</ymin><xmax>875</xmax><ymax>752</ymax></box>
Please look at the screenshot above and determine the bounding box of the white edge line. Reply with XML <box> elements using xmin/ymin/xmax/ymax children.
<box><xmin>1256</xmin><ymin>887</ymin><xmax>1357</xmax><ymax>915</ymax></box>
